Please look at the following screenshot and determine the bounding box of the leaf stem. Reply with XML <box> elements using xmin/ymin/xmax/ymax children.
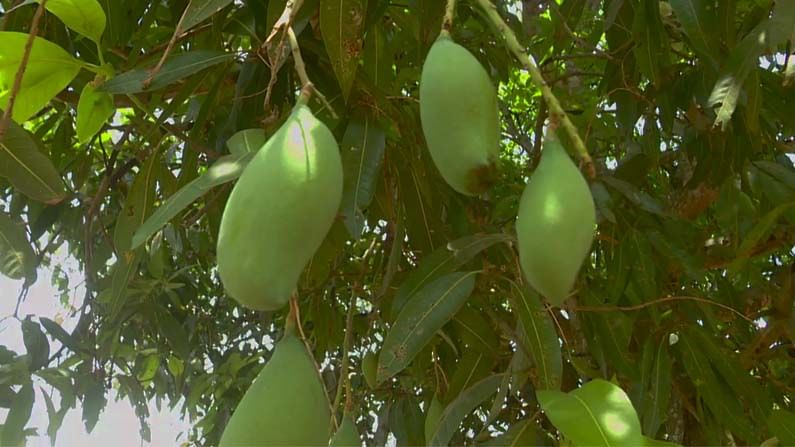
<box><xmin>442</xmin><ymin>0</ymin><xmax>456</xmax><ymax>32</ymax></box>
<box><xmin>287</xmin><ymin>26</ymin><xmax>337</xmax><ymax>118</ymax></box>
<box><xmin>330</xmin><ymin>293</ymin><xmax>357</xmax><ymax>431</ymax></box>
<box><xmin>0</xmin><ymin>0</ymin><xmax>48</xmax><ymax>142</ymax></box>
<box><xmin>474</xmin><ymin>0</ymin><xmax>595</xmax><ymax>178</ymax></box>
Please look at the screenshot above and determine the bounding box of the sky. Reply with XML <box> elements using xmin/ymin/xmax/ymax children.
<box><xmin>0</xmin><ymin>248</ymin><xmax>190</xmax><ymax>446</ymax></box>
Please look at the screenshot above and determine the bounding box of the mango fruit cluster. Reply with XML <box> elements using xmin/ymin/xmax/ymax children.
<box><xmin>418</xmin><ymin>34</ymin><xmax>595</xmax><ymax>305</ymax></box>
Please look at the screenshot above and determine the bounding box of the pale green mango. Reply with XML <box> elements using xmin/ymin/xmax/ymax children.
<box><xmin>419</xmin><ymin>35</ymin><xmax>499</xmax><ymax>196</ymax></box>
<box><xmin>516</xmin><ymin>136</ymin><xmax>596</xmax><ymax>306</ymax></box>
<box><xmin>329</xmin><ymin>415</ymin><xmax>361</xmax><ymax>447</ymax></box>
<box><xmin>216</xmin><ymin>104</ymin><xmax>343</xmax><ymax>310</ymax></box>
<box><xmin>219</xmin><ymin>333</ymin><xmax>331</xmax><ymax>446</ymax></box>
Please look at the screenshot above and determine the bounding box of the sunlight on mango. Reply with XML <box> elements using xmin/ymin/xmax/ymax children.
<box><xmin>544</xmin><ymin>194</ymin><xmax>562</xmax><ymax>222</ymax></box>
<box><xmin>601</xmin><ymin>412</ymin><xmax>630</xmax><ymax>438</ymax></box>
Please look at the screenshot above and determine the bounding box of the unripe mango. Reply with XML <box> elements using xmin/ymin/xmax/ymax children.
<box><xmin>329</xmin><ymin>415</ymin><xmax>361</xmax><ymax>447</ymax></box>
<box><xmin>219</xmin><ymin>333</ymin><xmax>330</xmax><ymax>446</ymax></box>
<box><xmin>419</xmin><ymin>35</ymin><xmax>499</xmax><ymax>196</ymax></box>
<box><xmin>217</xmin><ymin>104</ymin><xmax>343</xmax><ymax>310</ymax></box>
<box><xmin>516</xmin><ymin>136</ymin><xmax>595</xmax><ymax>306</ymax></box>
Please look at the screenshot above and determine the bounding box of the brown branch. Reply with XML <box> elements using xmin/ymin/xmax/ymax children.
<box><xmin>0</xmin><ymin>0</ymin><xmax>48</xmax><ymax>141</ymax></box>
<box><xmin>571</xmin><ymin>295</ymin><xmax>755</xmax><ymax>324</ymax></box>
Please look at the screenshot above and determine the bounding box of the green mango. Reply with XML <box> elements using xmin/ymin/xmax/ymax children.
<box><xmin>424</xmin><ymin>395</ymin><xmax>444</xmax><ymax>445</ymax></box>
<box><xmin>216</xmin><ymin>103</ymin><xmax>343</xmax><ymax>310</ymax></box>
<box><xmin>329</xmin><ymin>415</ymin><xmax>361</xmax><ymax>447</ymax></box>
<box><xmin>219</xmin><ymin>332</ymin><xmax>330</xmax><ymax>446</ymax></box>
<box><xmin>516</xmin><ymin>136</ymin><xmax>596</xmax><ymax>306</ymax></box>
<box><xmin>419</xmin><ymin>34</ymin><xmax>499</xmax><ymax>196</ymax></box>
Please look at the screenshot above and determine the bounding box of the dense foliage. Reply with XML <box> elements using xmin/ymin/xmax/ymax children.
<box><xmin>1</xmin><ymin>0</ymin><xmax>794</xmax><ymax>445</ymax></box>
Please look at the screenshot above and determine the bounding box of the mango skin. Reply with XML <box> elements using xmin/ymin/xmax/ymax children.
<box><xmin>219</xmin><ymin>333</ymin><xmax>331</xmax><ymax>446</ymax></box>
<box><xmin>419</xmin><ymin>35</ymin><xmax>499</xmax><ymax>196</ymax></box>
<box><xmin>329</xmin><ymin>415</ymin><xmax>361</xmax><ymax>447</ymax></box>
<box><xmin>516</xmin><ymin>136</ymin><xmax>596</xmax><ymax>306</ymax></box>
<box><xmin>217</xmin><ymin>104</ymin><xmax>343</xmax><ymax>310</ymax></box>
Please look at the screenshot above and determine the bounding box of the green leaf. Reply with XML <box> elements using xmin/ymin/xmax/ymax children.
<box><xmin>39</xmin><ymin>317</ymin><xmax>79</xmax><ymax>353</ymax></box>
<box><xmin>445</xmin><ymin>350</ymin><xmax>495</xmax><ymax>403</ymax></box>
<box><xmin>768</xmin><ymin>409</ymin><xmax>795</xmax><ymax>446</ymax></box>
<box><xmin>0</xmin><ymin>120</ymin><xmax>66</xmax><ymax>204</ymax></box>
<box><xmin>668</xmin><ymin>0</ymin><xmax>719</xmax><ymax>67</ymax></box>
<box><xmin>320</xmin><ymin>0</ymin><xmax>367</xmax><ymax>100</ymax></box>
<box><xmin>0</xmin><ymin>212</ymin><xmax>37</xmax><ymax>283</ymax></box>
<box><xmin>40</xmin><ymin>386</ymin><xmax>68</xmax><ymax>446</ymax></box>
<box><xmin>155</xmin><ymin>307</ymin><xmax>190</xmax><ymax>360</ymax></box>
<box><xmin>34</xmin><ymin>0</ymin><xmax>107</xmax><ymax>43</ymax></box>
<box><xmin>99</xmin><ymin>50</ymin><xmax>233</xmax><ymax>94</ymax></box>
<box><xmin>377</xmin><ymin>271</ymin><xmax>478</xmax><ymax>383</ymax></box>
<box><xmin>632</xmin><ymin>0</ymin><xmax>668</xmax><ymax>86</ymax></box>
<box><xmin>81</xmin><ymin>378</ymin><xmax>106</xmax><ymax>432</ymax></box>
<box><xmin>180</xmin><ymin>0</ymin><xmax>235</xmax><ymax>32</ymax></box>
<box><xmin>728</xmin><ymin>200</ymin><xmax>795</xmax><ymax>273</ymax></box>
<box><xmin>537</xmin><ymin>379</ymin><xmax>643</xmax><ymax>447</ymax></box>
<box><xmin>131</xmin><ymin>151</ymin><xmax>254</xmax><ymax>249</ymax></box>
<box><xmin>641</xmin><ymin>337</ymin><xmax>672</xmax><ymax>437</ymax></box>
<box><xmin>114</xmin><ymin>154</ymin><xmax>159</xmax><ymax>253</ymax></box>
<box><xmin>362</xmin><ymin>26</ymin><xmax>392</xmax><ymax>90</ymax></box>
<box><xmin>76</xmin><ymin>83</ymin><xmax>115</xmax><ymax>143</ymax></box>
<box><xmin>391</xmin><ymin>233</ymin><xmax>511</xmax><ymax>317</ymax></box>
<box><xmin>340</xmin><ymin>116</ymin><xmax>386</xmax><ymax>239</ymax></box>
<box><xmin>480</xmin><ymin>419</ymin><xmax>540</xmax><ymax>446</ymax></box>
<box><xmin>0</xmin><ymin>31</ymin><xmax>82</xmax><ymax>123</ymax></box>
<box><xmin>601</xmin><ymin>176</ymin><xmax>666</xmax><ymax>216</ymax></box>
<box><xmin>21</xmin><ymin>317</ymin><xmax>49</xmax><ymax>371</ymax></box>
<box><xmin>508</xmin><ymin>281</ymin><xmax>562</xmax><ymax>391</ymax></box>
<box><xmin>428</xmin><ymin>374</ymin><xmax>502</xmax><ymax>446</ymax></box>
<box><xmin>225</xmin><ymin>128</ymin><xmax>266</xmax><ymax>156</ymax></box>
<box><xmin>0</xmin><ymin>383</ymin><xmax>34</xmax><ymax>446</ymax></box>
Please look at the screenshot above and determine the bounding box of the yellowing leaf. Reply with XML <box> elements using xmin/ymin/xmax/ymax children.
<box><xmin>0</xmin><ymin>32</ymin><xmax>82</xmax><ymax>123</ymax></box>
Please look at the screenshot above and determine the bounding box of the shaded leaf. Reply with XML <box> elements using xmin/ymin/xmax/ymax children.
<box><xmin>21</xmin><ymin>317</ymin><xmax>49</xmax><ymax>371</ymax></box>
<box><xmin>320</xmin><ymin>0</ymin><xmax>367</xmax><ymax>100</ymax></box>
<box><xmin>340</xmin><ymin>116</ymin><xmax>386</xmax><ymax>239</ymax></box>
<box><xmin>181</xmin><ymin>0</ymin><xmax>235</xmax><ymax>32</ymax></box>
<box><xmin>508</xmin><ymin>281</ymin><xmax>561</xmax><ymax>391</ymax></box>
<box><xmin>537</xmin><ymin>379</ymin><xmax>643</xmax><ymax>447</ymax></box>
<box><xmin>768</xmin><ymin>409</ymin><xmax>795</xmax><ymax>446</ymax></box>
<box><xmin>0</xmin><ymin>212</ymin><xmax>37</xmax><ymax>282</ymax></box>
<box><xmin>601</xmin><ymin>176</ymin><xmax>666</xmax><ymax>216</ymax></box>
<box><xmin>428</xmin><ymin>374</ymin><xmax>502</xmax><ymax>447</ymax></box>
<box><xmin>0</xmin><ymin>117</ymin><xmax>66</xmax><ymax>204</ymax></box>
<box><xmin>0</xmin><ymin>31</ymin><xmax>82</xmax><ymax>122</ymax></box>
<box><xmin>39</xmin><ymin>317</ymin><xmax>79</xmax><ymax>353</ymax></box>
<box><xmin>82</xmin><ymin>378</ymin><xmax>106</xmax><ymax>432</ymax></box>
<box><xmin>641</xmin><ymin>337</ymin><xmax>672</xmax><ymax>437</ymax></box>
<box><xmin>668</xmin><ymin>0</ymin><xmax>719</xmax><ymax>66</ymax></box>
<box><xmin>131</xmin><ymin>151</ymin><xmax>254</xmax><ymax>249</ymax></box>
<box><xmin>0</xmin><ymin>383</ymin><xmax>34</xmax><ymax>446</ymax></box>
<box><xmin>100</xmin><ymin>51</ymin><xmax>233</xmax><ymax>94</ymax></box>
<box><xmin>391</xmin><ymin>233</ymin><xmax>511</xmax><ymax>317</ymax></box>
<box><xmin>225</xmin><ymin>128</ymin><xmax>266</xmax><ymax>155</ymax></box>
<box><xmin>378</xmin><ymin>271</ymin><xmax>477</xmax><ymax>383</ymax></box>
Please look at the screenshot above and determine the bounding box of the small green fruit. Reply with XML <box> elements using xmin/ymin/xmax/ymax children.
<box><xmin>516</xmin><ymin>136</ymin><xmax>596</xmax><ymax>306</ymax></box>
<box><xmin>219</xmin><ymin>333</ymin><xmax>330</xmax><ymax>446</ymax></box>
<box><xmin>419</xmin><ymin>35</ymin><xmax>499</xmax><ymax>196</ymax></box>
<box><xmin>329</xmin><ymin>415</ymin><xmax>361</xmax><ymax>447</ymax></box>
<box><xmin>216</xmin><ymin>104</ymin><xmax>343</xmax><ymax>310</ymax></box>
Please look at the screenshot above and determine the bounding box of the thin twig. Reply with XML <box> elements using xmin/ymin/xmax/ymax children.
<box><xmin>286</xmin><ymin>27</ymin><xmax>337</xmax><ymax>118</ymax></box>
<box><xmin>475</xmin><ymin>0</ymin><xmax>595</xmax><ymax>178</ymax></box>
<box><xmin>0</xmin><ymin>0</ymin><xmax>48</xmax><ymax>141</ymax></box>
<box><xmin>143</xmin><ymin>3</ymin><xmax>189</xmax><ymax>88</ymax></box>
<box><xmin>571</xmin><ymin>296</ymin><xmax>755</xmax><ymax>324</ymax></box>
<box><xmin>330</xmin><ymin>294</ymin><xmax>357</xmax><ymax>431</ymax></box>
